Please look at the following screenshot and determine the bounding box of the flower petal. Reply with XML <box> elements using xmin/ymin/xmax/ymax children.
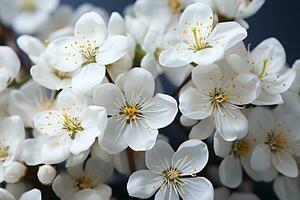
<box><xmin>250</xmin><ymin>143</ymin><xmax>272</xmax><ymax>171</ymax></box>
<box><xmin>189</xmin><ymin>118</ymin><xmax>215</xmax><ymax>140</ymax></box>
<box><xmin>272</xmin><ymin>151</ymin><xmax>298</xmax><ymax>178</ymax></box>
<box><xmin>71</xmin><ymin>63</ymin><xmax>106</xmax><ymax>94</ymax></box>
<box><xmin>144</xmin><ymin>94</ymin><xmax>178</xmax><ymax>129</ymax></box>
<box><xmin>173</xmin><ymin>139</ymin><xmax>208</xmax><ymax>175</ymax></box>
<box><xmin>127</xmin><ymin>170</ymin><xmax>163</xmax><ymax>199</ymax></box>
<box><xmin>179</xmin><ymin>177</ymin><xmax>214</xmax><ymax>200</ymax></box>
<box><xmin>145</xmin><ymin>140</ymin><xmax>174</xmax><ymax>174</ymax></box>
<box><xmin>219</xmin><ymin>155</ymin><xmax>242</xmax><ymax>188</ymax></box>
<box><xmin>96</xmin><ymin>35</ymin><xmax>128</xmax><ymax>65</ymax></box>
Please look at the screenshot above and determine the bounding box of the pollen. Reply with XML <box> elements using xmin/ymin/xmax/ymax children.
<box><xmin>63</xmin><ymin>113</ymin><xmax>84</xmax><ymax>139</ymax></box>
<box><xmin>209</xmin><ymin>88</ymin><xmax>229</xmax><ymax>108</ymax></box>
<box><xmin>74</xmin><ymin>175</ymin><xmax>93</xmax><ymax>191</ymax></box>
<box><xmin>233</xmin><ymin>139</ymin><xmax>251</xmax><ymax>157</ymax></box>
<box><xmin>119</xmin><ymin>103</ymin><xmax>142</xmax><ymax>124</ymax></box>
<box><xmin>168</xmin><ymin>0</ymin><xmax>183</xmax><ymax>13</ymax></box>
<box><xmin>163</xmin><ymin>168</ymin><xmax>181</xmax><ymax>186</ymax></box>
<box><xmin>265</xmin><ymin>130</ymin><xmax>289</xmax><ymax>153</ymax></box>
<box><xmin>0</xmin><ymin>146</ymin><xmax>9</xmax><ymax>162</ymax></box>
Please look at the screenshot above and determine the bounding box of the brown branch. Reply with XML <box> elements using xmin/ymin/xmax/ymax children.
<box><xmin>126</xmin><ymin>148</ymin><xmax>137</xmax><ymax>173</ymax></box>
<box><xmin>171</xmin><ymin>72</ymin><xmax>191</xmax><ymax>97</ymax></box>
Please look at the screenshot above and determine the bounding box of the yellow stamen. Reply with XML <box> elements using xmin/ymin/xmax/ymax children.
<box><xmin>258</xmin><ymin>58</ymin><xmax>269</xmax><ymax>79</ymax></box>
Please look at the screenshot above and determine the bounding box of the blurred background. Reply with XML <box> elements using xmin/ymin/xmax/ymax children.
<box><xmin>59</xmin><ymin>1</ymin><xmax>299</xmax><ymax>200</ymax></box>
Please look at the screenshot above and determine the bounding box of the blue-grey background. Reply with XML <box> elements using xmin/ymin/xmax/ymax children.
<box><xmin>60</xmin><ymin>1</ymin><xmax>299</xmax><ymax>200</ymax></box>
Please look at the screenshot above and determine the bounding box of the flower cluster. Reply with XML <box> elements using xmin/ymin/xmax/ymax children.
<box><xmin>0</xmin><ymin>0</ymin><xmax>299</xmax><ymax>200</ymax></box>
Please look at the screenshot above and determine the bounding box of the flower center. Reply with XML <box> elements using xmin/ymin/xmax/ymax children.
<box><xmin>168</xmin><ymin>0</ymin><xmax>183</xmax><ymax>13</ymax></box>
<box><xmin>258</xmin><ymin>58</ymin><xmax>269</xmax><ymax>79</ymax></box>
<box><xmin>265</xmin><ymin>130</ymin><xmax>289</xmax><ymax>153</ymax></box>
<box><xmin>63</xmin><ymin>113</ymin><xmax>84</xmax><ymax>139</ymax></box>
<box><xmin>209</xmin><ymin>88</ymin><xmax>229</xmax><ymax>108</ymax></box>
<box><xmin>163</xmin><ymin>168</ymin><xmax>182</xmax><ymax>186</ymax></box>
<box><xmin>52</xmin><ymin>70</ymin><xmax>72</xmax><ymax>80</ymax></box>
<box><xmin>233</xmin><ymin>139</ymin><xmax>250</xmax><ymax>157</ymax></box>
<box><xmin>190</xmin><ymin>27</ymin><xmax>213</xmax><ymax>52</ymax></box>
<box><xmin>0</xmin><ymin>146</ymin><xmax>9</xmax><ymax>162</ymax></box>
<box><xmin>80</xmin><ymin>46</ymin><xmax>98</xmax><ymax>67</ymax></box>
<box><xmin>74</xmin><ymin>175</ymin><xmax>93</xmax><ymax>191</ymax></box>
<box><xmin>22</xmin><ymin>0</ymin><xmax>36</xmax><ymax>11</ymax></box>
<box><xmin>119</xmin><ymin>103</ymin><xmax>142</xmax><ymax>124</ymax></box>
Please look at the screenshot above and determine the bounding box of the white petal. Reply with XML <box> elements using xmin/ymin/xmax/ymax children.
<box><xmin>41</xmin><ymin>137</ymin><xmax>71</xmax><ymax>164</ymax></box>
<box><xmin>179</xmin><ymin>88</ymin><xmax>212</xmax><ymax>120</ymax></box>
<box><xmin>192</xmin><ymin>46</ymin><xmax>225</xmax><ymax>66</ymax></box>
<box><xmin>189</xmin><ymin>118</ymin><xmax>215</xmax><ymax>140</ymax></box>
<box><xmin>173</xmin><ymin>139</ymin><xmax>208</xmax><ymax>175</ymax></box>
<box><xmin>179</xmin><ymin>177</ymin><xmax>214</xmax><ymax>200</ymax></box>
<box><xmin>71</xmin><ymin>63</ymin><xmax>106</xmax><ymax>94</ymax></box>
<box><xmin>227</xmin><ymin>74</ymin><xmax>261</xmax><ymax>105</ymax></box>
<box><xmin>272</xmin><ymin>151</ymin><xmax>298</xmax><ymax>178</ymax></box>
<box><xmin>159</xmin><ymin>44</ymin><xmax>193</xmax><ymax>68</ymax></box>
<box><xmin>124</xmin><ymin>68</ymin><xmax>155</xmax><ymax>99</ymax></box>
<box><xmin>0</xmin><ymin>46</ymin><xmax>20</xmax><ymax>77</ymax></box>
<box><xmin>155</xmin><ymin>184</ymin><xmax>180</xmax><ymax>200</ymax></box>
<box><xmin>74</xmin><ymin>190</ymin><xmax>104</xmax><ymax>200</ymax></box>
<box><xmin>215</xmin><ymin>109</ymin><xmax>248</xmax><ymax>141</ymax></box>
<box><xmin>20</xmin><ymin>189</ymin><xmax>41</xmax><ymax>200</ymax></box>
<box><xmin>108</xmin><ymin>12</ymin><xmax>126</xmax><ymax>35</ymax></box>
<box><xmin>93</xmin><ymin>83</ymin><xmax>123</xmax><ymax>115</ymax></box>
<box><xmin>262</xmin><ymin>68</ymin><xmax>296</xmax><ymax>94</ymax></box>
<box><xmin>96</xmin><ymin>35</ymin><xmax>128</xmax><ymax>65</ymax></box>
<box><xmin>213</xmin><ymin>133</ymin><xmax>233</xmax><ymax>158</ymax></box>
<box><xmin>125</xmin><ymin>120</ymin><xmax>158</xmax><ymax>151</ymax></box>
<box><xmin>57</xmin><ymin>88</ymin><xmax>87</xmax><ymax>114</ymax></box>
<box><xmin>250</xmin><ymin>143</ymin><xmax>271</xmax><ymax>171</ymax></box>
<box><xmin>74</xmin><ymin>11</ymin><xmax>107</xmax><ymax>45</ymax></box>
<box><xmin>144</xmin><ymin>94</ymin><xmax>178</xmax><ymax>129</ymax></box>
<box><xmin>219</xmin><ymin>155</ymin><xmax>242</xmax><ymax>188</ymax></box>
<box><xmin>65</xmin><ymin>150</ymin><xmax>89</xmax><ymax>167</ymax></box>
<box><xmin>273</xmin><ymin>176</ymin><xmax>300</xmax><ymax>200</ymax></box>
<box><xmin>253</xmin><ymin>91</ymin><xmax>283</xmax><ymax>105</ymax></box>
<box><xmin>192</xmin><ymin>64</ymin><xmax>222</xmax><ymax>91</ymax></box>
<box><xmin>127</xmin><ymin>170</ymin><xmax>163</xmax><ymax>199</ymax></box>
<box><xmin>145</xmin><ymin>140</ymin><xmax>174</xmax><ymax>174</ymax></box>
<box><xmin>52</xmin><ymin>174</ymin><xmax>75</xmax><ymax>199</ymax></box>
<box><xmin>209</xmin><ymin>22</ymin><xmax>247</xmax><ymax>50</ymax></box>
<box><xmin>69</xmin><ymin>127</ymin><xmax>98</xmax><ymax>155</ymax></box>
<box><xmin>20</xmin><ymin>139</ymin><xmax>43</xmax><ymax>166</ymax></box>
<box><xmin>0</xmin><ymin>188</ymin><xmax>15</xmax><ymax>200</ymax></box>
<box><xmin>99</xmin><ymin>118</ymin><xmax>128</xmax><ymax>154</ymax></box>
<box><xmin>17</xmin><ymin>35</ymin><xmax>45</xmax><ymax>63</ymax></box>
<box><xmin>85</xmin><ymin>157</ymin><xmax>113</xmax><ymax>182</ymax></box>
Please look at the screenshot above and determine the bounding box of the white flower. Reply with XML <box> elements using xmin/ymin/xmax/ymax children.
<box><xmin>159</xmin><ymin>3</ymin><xmax>247</xmax><ymax>68</ymax></box>
<box><xmin>127</xmin><ymin>139</ymin><xmax>214</xmax><ymax>200</ymax></box>
<box><xmin>33</xmin><ymin>88</ymin><xmax>107</xmax><ymax>164</ymax></box>
<box><xmin>37</xmin><ymin>164</ymin><xmax>57</xmax><ymax>185</ymax></box>
<box><xmin>52</xmin><ymin>157</ymin><xmax>113</xmax><ymax>200</ymax></box>
<box><xmin>249</xmin><ymin>107</ymin><xmax>300</xmax><ymax>178</ymax></box>
<box><xmin>93</xmin><ymin>68</ymin><xmax>178</xmax><ymax>154</ymax></box>
<box><xmin>0</xmin><ymin>116</ymin><xmax>25</xmax><ymax>183</ymax></box>
<box><xmin>0</xmin><ymin>0</ymin><xmax>59</xmax><ymax>34</ymax></box>
<box><xmin>214</xmin><ymin>187</ymin><xmax>260</xmax><ymax>200</ymax></box>
<box><xmin>228</xmin><ymin>38</ymin><xmax>296</xmax><ymax>105</ymax></box>
<box><xmin>282</xmin><ymin>60</ymin><xmax>300</xmax><ymax>116</ymax></box>
<box><xmin>199</xmin><ymin>0</ymin><xmax>265</xmax><ymax>28</ymax></box>
<box><xmin>9</xmin><ymin>80</ymin><xmax>56</xmax><ymax>127</ymax></box>
<box><xmin>0</xmin><ymin>188</ymin><xmax>41</xmax><ymax>200</ymax></box>
<box><xmin>273</xmin><ymin>176</ymin><xmax>300</xmax><ymax>200</ymax></box>
<box><xmin>0</xmin><ymin>46</ymin><xmax>20</xmax><ymax>92</ymax></box>
<box><xmin>214</xmin><ymin>132</ymin><xmax>277</xmax><ymax>188</ymax></box>
<box><xmin>179</xmin><ymin>63</ymin><xmax>260</xmax><ymax>141</ymax></box>
<box><xmin>46</xmin><ymin>11</ymin><xmax>128</xmax><ymax>94</ymax></box>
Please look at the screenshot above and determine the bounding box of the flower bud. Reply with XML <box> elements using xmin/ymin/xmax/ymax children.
<box><xmin>37</xmin><ymin>165</ymin><xmax>57</xmax><ymax>185</ymax></box>
<box><xmin>4</xmin><ymin>161</ymin><xmax>27</xmax><ymax>183</ymax></box>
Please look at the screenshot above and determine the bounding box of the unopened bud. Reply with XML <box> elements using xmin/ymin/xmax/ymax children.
<box><xmin>4</xmin><ymin>161</ymin><xmax>27</xmax><ymax>183</ymax></box>
<box><xmin>37</xmin><ymin>165</ymin><xmax>57</xmax><ymax>185</ymax></box>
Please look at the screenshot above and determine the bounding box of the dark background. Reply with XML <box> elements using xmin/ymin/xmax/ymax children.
<box><xmin>61</xmin><ymin>1</ymin><xmax>298</xmax><ymax>200</ymax></box>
